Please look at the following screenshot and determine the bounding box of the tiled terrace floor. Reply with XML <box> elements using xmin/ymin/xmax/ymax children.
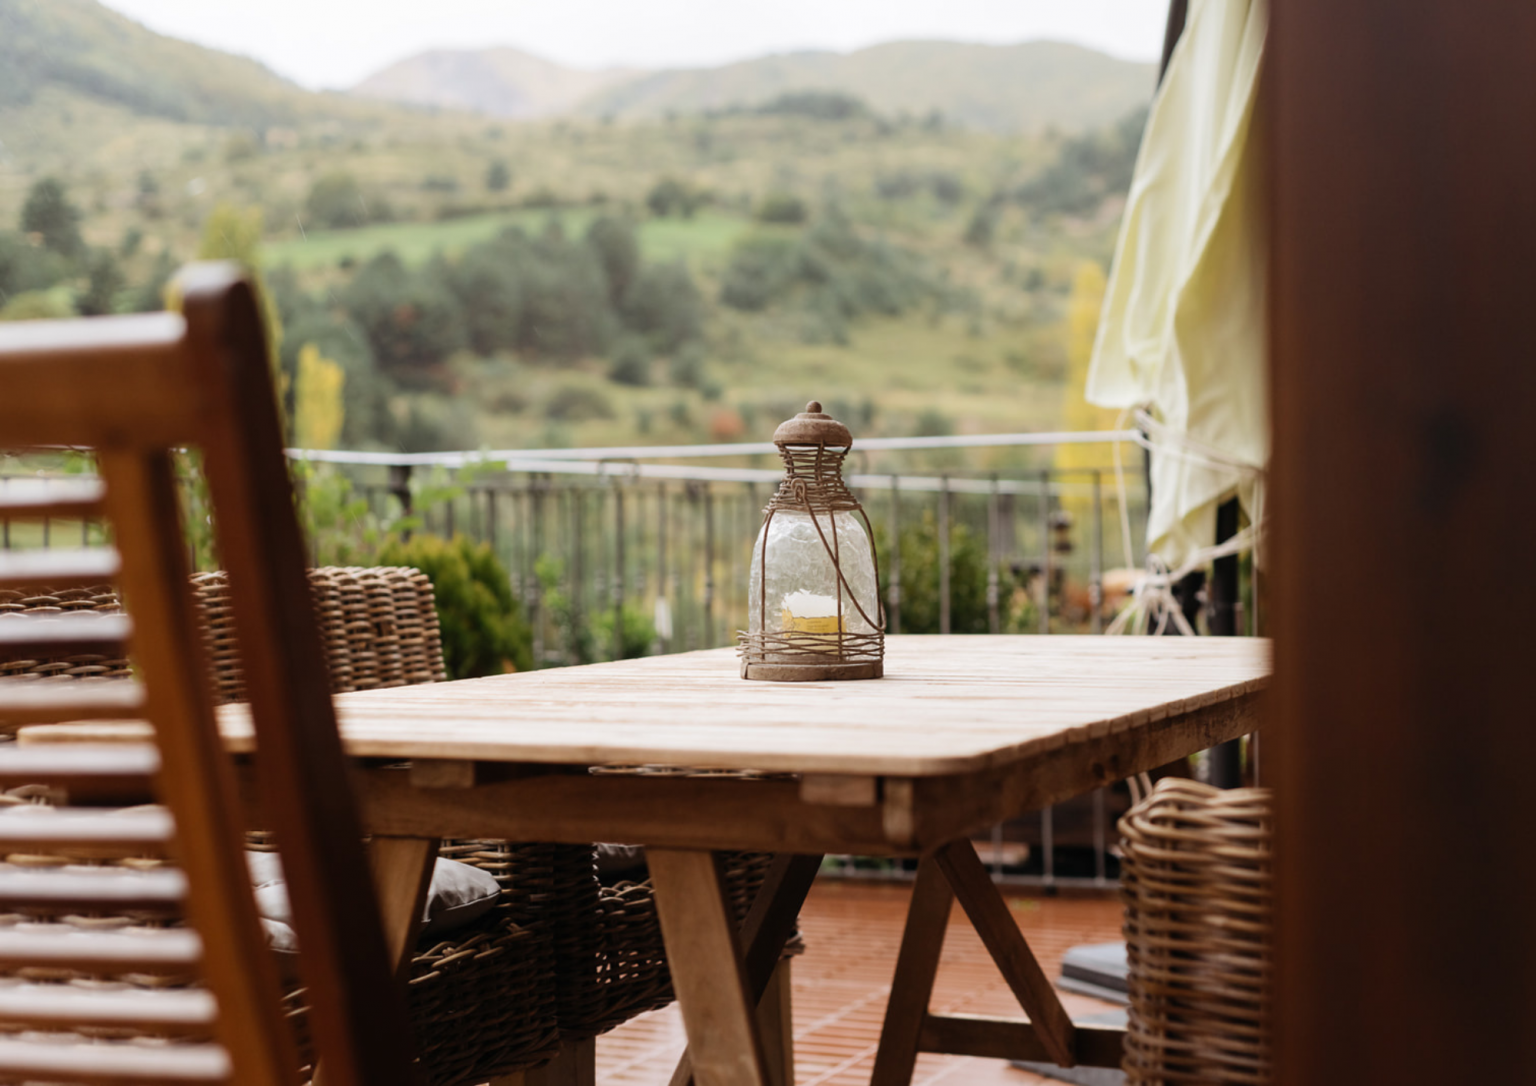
<box><xmin>597</xmin><ymin>877</ymin><xmax>1126</xmax><ymax>1086</ymax></box>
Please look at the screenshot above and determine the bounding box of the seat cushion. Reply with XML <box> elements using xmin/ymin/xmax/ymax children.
<box><xmin>247</xmin><ymin>851</ymin><xmax>501</xmax><ymax>953</ymax></box>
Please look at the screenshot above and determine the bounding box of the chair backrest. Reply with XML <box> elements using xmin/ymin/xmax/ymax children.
<box><xmin>0</xmin><ymin>264</ymin><xmax>417</xmax><ymax>1086</ymax></box>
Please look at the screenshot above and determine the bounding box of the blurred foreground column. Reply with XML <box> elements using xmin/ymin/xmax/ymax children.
<box><xmin>1269</xmin><ymin>2</ymin><xmax>1536</xmax><ymax>1083</ymax></box>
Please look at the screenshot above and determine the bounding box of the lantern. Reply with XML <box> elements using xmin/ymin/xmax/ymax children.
<box><xmin>740</xmin><ymin>401</ymin><xmax>885</xmax><ymax>681</ymax></box>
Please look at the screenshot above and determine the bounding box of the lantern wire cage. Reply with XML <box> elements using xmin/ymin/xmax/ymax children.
<box><xmin>738</xmin><ymin>435</ymin><xmax>886</xmax><ymax>681</ymax></box>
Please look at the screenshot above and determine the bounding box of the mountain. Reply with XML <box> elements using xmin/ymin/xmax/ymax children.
<box><xmin>352</xmin><ymin>48</ymin><xmax>637</xmax><ymax>120</ymax></box>
<box><xmin>0</xmin><ymin>0</ymin><xmax>341</xmax><ymax>128</ymax></box>
<box><xmin>578</xmin><ymin>40</ymin><xmax>1153</xmax><ymax>133</ymax></box>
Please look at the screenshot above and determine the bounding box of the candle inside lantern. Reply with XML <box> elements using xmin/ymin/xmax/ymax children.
<box><xmin>780</xmin><ymin>590</ymin><xmax>845</xmax><ymax>634</ymax></box>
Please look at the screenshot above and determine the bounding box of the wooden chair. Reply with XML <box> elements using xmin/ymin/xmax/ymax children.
<box><xmin>0</xmin><ymin>264</ymin><xmax>417</xmax><ymax>1085</ymax></box>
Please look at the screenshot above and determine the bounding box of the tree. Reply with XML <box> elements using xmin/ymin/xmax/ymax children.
<box><xmin>646</xmin><ymin>177</ymin><xmax>700</xmax><ymax>219</ymax></box>
<box><xmin>584</xmin><ymin>215</ymin><xmax>640</xmax><ymax>306</ymax></box>
<box><xmin>607</xmin><ymin>337</ymin><xmax>651</xmax><ymax>387</ymax></box>
<box><xmin>485</xmin><ymin>159</ymin><xmax>512</xmax><ymax>192</ymax></box>
<box><xmin>20</xmin><ymin>178</ymin><xmax>83</xmax><ymax>257</ymax></box>
<box><xmin>1054</xmin><ymin>261</ymin><xmax>1120</xmax><ymax>526</ymax></box>
<box><xmin>341</xmin><ymin>252</ymin><xmax>465</xmax><ymax>387</ymax></box>
<box><xmin>75</xmin><ymin>249</ymin><xmax>124</xmax><ymax>316</ymax></box>
<box><xmin>305</xmin><ymin>172</ymin><xmax>370</xmax><ymax>229</ymax></box>
<box><xmin>198</xmin><ymin>204</ymin><xmax>282</xmax><ymax>376</ymax></box>
<box><xmin>754</xmin><ymin>192</ymin><xmax>808</xmax><ymax>225</ymax></box>
<box><xmin>293</xmin><ymin>344</ymin><xmax>346</xmax><ymax>450</ymax></box>
<box><xmin>623</xmin><ymin>261</ymin><xmax>703</xmax><ymax>353</ymax></box>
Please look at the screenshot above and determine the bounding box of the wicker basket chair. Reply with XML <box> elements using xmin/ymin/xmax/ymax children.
<box><xmin>1118</xmin><ymin>778</ymin><xmax>1273</xmax><ymax>1085</ymax></box>
<box><xmin>193</xmin><ymin>566</ymin><xmax>786</xmax><ymax>1043</ymax></box>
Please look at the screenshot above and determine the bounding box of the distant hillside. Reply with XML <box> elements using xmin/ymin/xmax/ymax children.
<box><xmin>578</xmin><ymin>40</ymin><xmax>1155</xmax><ymax>133</ymax></box>
<box><xmin>0</xmin><ymin>0</ymin><xmax>367</xmax><ymax>128</ymax></box>
<box><xmin>352</xmin><ymin>48</ymin><xmax>636</xmax><ymax>120</ymax></box>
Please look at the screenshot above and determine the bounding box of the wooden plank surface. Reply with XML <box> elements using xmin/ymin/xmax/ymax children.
<box><xmin>215</xmin><ymin>635</ymin><xmax>1269</xmax><ymax>776</ymax></box>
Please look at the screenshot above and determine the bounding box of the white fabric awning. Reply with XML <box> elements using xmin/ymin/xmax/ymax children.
<box><xmin>1087</xmin><ymin>0</ymin><xmax>1269</xmax><ymax>570</ymax></box>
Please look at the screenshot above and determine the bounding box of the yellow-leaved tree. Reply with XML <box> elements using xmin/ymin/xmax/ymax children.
<box><xmin>293</xmin><ymin>343</ymin><xmax>346</xmax><ymax>451</ymax></box>
<box><xmin>1054</xmin><ymin>260</ymin><xmax>1123</xmax><ymax>525</ymax></box>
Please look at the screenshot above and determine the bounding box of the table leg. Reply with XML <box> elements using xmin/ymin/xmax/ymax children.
<box><xmin>874</xmin><ymin>837</ymin><xmax>1123</xmax><ymax>1083</ymax></box>
<box><xmin>312</xmin><ymin>836</ymin><xmax>439</xmax><ymax>1086</ymax></box>
<box><xmin>649</xmin><ymin>848</ymin><xmax>772</xmax><ymax>1086</ymax></box>
<box><xmin>870</xmin><ymin>855</ymin><xmax>954</xmax><ymax>1086</ymax></box>
<box><xmin>368</xmin><ymin>835</ymin><xmax>440</xmax><ymax>977</ymax></box>
<box><xmin>932</xmin><ymin>838</ymin><xmax>1076</xmax><ymax>1066</ymax></box>
<box><xmin>668</xmin><ymin>852</ymin><xmax>823</xmax><ymax>1086</ymax></box>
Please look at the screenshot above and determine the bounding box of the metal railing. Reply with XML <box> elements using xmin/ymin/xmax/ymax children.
<box><xmin>2</xmin><ymin>430</ymin><xmax>1156</xmax><ymax>889</ymax></box>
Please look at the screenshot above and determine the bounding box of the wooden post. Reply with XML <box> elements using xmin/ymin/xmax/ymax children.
<box><xmin>1269</xmin><ymin>2</ymin><xmax>1536</xmax><ymax>1082</ymax></box>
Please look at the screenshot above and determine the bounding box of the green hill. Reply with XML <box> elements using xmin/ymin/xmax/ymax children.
<box><xmin>0</xmin><ymin>0</ymin><xmax>372</xmax><ymax>128</ymax></box>
<box><xmin>578</xmin><ymin>40</ymin><xmax>1154</xmax><ymax>133</ymax></box>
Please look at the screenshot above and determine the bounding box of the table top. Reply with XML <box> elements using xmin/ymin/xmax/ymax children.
<box><xmin>221</xmin><ymin>635</ymin><xmax>1270</xmax><ymax>777</ymax></box>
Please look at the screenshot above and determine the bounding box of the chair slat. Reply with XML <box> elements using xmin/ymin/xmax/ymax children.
<box><xmin>0</xmin><ymin>548</ymin><xmax>120</xmax><ymax>589</ymax></box>
<box><xmin>0</xmin><ymin>983</ymin><xmax>216</xmax><ymax>1032</ymax></box>
<box><xmin>0</xmin><ymin>478</ymin><xmax>106</xmax><ymax>520</ymax></box>
<box><xmin>0</xmin><ymin>807</ymin><xmax>174</xmax><ymax>850</ymax></box>
<box><xmin>0</xmin><ymin>614</ymin><xmax>131</xmax><ymax>653</ymax></box>
<box><xmin>0</xmin><ymin>867</ymin><xmax>185</xmax><ymax>912</ymax></box>
<box><xmin>0</xmin><ymin>680</ymin><xmax>146</xmax><ymax>725</ymax></box>
<box><xmin>0</xmin><ymin>744</ymin><xmax>159</xmax><ymax>795</ymax></box>
<box><xmin>0</xmin><ymin>924</ymin><xmax>201</xmax><ymax>972</ymax></box>
<box><xmin>0</xmin><ymin>1036</ymin><xmax>229</xmax><ymax>1084</ymax></box>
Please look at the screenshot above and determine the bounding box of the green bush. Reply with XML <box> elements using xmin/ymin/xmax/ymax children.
<box><xmin>876</xmin><ymin>511</ymin><xmax>998</xmax><ymax>635</ymax></box>
<box><xmin>608</xmin><ymin>337</ymin><xmax>652</xmax><ymax>387</ymax></box>
<box><xmin>376</xmin><ymin>534</ymin><xmax>533</xmax><ymax>678</ymax></box>
<box><xmin>754</xmin><ymin>191</ymin><xmax>808</xmax><ymax>225</ymax></box>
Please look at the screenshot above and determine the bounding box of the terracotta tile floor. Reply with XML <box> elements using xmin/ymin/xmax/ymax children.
<box><xmin>596</xmin><ymin>877</ymin><xmax>1126</xmax><ymax>1085</ymax></box>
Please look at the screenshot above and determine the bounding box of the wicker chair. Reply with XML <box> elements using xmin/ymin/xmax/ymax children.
<box><xmin>3</xmin><ymin>567</ymin><xmax>791</xmax><ymax>1057</ymax></box>
<box><xmin>191</xmin><ymin>566</ymin><xmax>787</xmax><ymax>1044</ymax></box>
<box><xmin>1118</xmin><ymin>778</ymin><xmax>1273</xmax><ymax>1085</ymax></box>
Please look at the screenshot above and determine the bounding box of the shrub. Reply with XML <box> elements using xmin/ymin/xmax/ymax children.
<box><xmin>876</xmin><ymin>512</ymin><xmax>997</xmax><ymax>635</ymax></box>
<box><xmin>754</xmin><ymin>192</ymin><xmax>808</xmax><ymax>225</ymax></box>
<box><xmin>546</xmin><ymin>385</ymin><xmax>615</xmax><ymax>421</ymax></box>
<box><xmin>646</xmin><ymin>177</ymin><xmax>702</xmax><ymax>218</ymax></box>
<box><xmin>608</xmin><ymin>337</ymin><xmax>652</xmax><ymax>387</ymax></box>
<box><xmin>622</xmin><ymin>261</ymin><xmax>703</xmax><ymax>353</ymax></box>
<box><xmin>21</xmin><ymin>178</ymin><xmax>83</xmax><ymax>257</ymax></box>
<box><xmin>486</xmin><ymin>160</ymin><xmax>512</xmax><ymax>192</ymax></box>
<box><xmin>305</xmin><ymin>172</ymin><xmax>372</xmax><ymax>229</ymax></box>
<box><xmin>376</xmin><ymin>534</ymin><xmax>533</xmax><ymax>678</ymax></box>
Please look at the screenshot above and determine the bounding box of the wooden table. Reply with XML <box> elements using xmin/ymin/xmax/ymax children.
<box><xmin>223</xmin><ymin>634</ymin><xmax>1270</xmax><ymax>1086</ymax></box>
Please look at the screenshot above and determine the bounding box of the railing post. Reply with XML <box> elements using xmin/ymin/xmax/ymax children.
<box><xmin>530</xmin><ymin>479</ymin><xmax>545</xmax><ymax>668</ymax></box>
<box><xmin>987</xmin><ymin>475</ymin><xmax>1001</xmax><ymax>635</ymax></box>
<box><xmin>938</xmin><ymin>476</ymin><xmax>951</xmax><ymax>635</ymax></box>
<box><xmin>388</xmin><ymin>464</ymin><xmax>413</xmax><ymax>542</ymax></box>
<box><xmin>1038</xmin><ymin>470</ymin><xmax>1051</xmax><ymax>635</ymax></box>
<box><xmin>702</xmin><ymin>486</ymin><xmax>715</xmax><ymax>649</ymax></box>
<box><xmin>887</xmin><ymin>476</ymin><xmax>901</xmax><ymax>635</ymax></box>
<box><xmin>1090</xmin><ymin>470</ymin><xmax>1104</xmax><ymax>635</ymax></box>
<box><xmin>613</xmin><ymin>483</ymin><xmax>625</xmax><ymax>662</ymax></box>
<box><xmin>657</xmin><ymin>483</ymin><xmax>670</xmax><ymax>655</ymax></box>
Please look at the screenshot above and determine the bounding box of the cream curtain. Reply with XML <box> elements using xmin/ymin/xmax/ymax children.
<box><xmin>1087</xmin><ymin>0</ymin><xmax>1268</xmax><ymax>569</ymax></box>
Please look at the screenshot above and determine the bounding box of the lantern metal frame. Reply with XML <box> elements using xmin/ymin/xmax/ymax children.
<box><xmin>739</xmin><ymin>406</ymin><xmax>886</xmax><ymax>682</ymax></box>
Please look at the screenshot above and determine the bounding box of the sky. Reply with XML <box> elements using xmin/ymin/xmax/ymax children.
<box><xmin>97</xmin><ymin>1</ymin><xmax>1169</xmax><ymax>90</ymax></box>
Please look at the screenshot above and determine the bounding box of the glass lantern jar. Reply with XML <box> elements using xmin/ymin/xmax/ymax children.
<box><xmin>739</xmin><ymin>401</ymin><xmax>885</xmax><ymax>681</ymax></box>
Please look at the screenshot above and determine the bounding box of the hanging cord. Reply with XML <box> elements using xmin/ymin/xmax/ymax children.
<box><xmin>1107</xmin><ymin>406</ymin><xmax>1267</xmax><ymax>636</ymax></box>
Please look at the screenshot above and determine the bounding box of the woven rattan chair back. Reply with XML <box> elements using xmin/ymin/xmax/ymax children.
<box><xmin>0</xmin><ymin>264</ymin><xmax>417</xmax><ymax>1086</ymax></box>
<box><xmin>1119</xmin><ymin>777</ymin><xmax>1273</xmax><ymax>1085</ymax></box>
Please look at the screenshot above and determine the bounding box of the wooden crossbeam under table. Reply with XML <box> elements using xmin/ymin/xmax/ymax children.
<box><xmin>871</xmin><ymin>838</ymin><xmax>1125</xmax><ymax>1086</ymax></box>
